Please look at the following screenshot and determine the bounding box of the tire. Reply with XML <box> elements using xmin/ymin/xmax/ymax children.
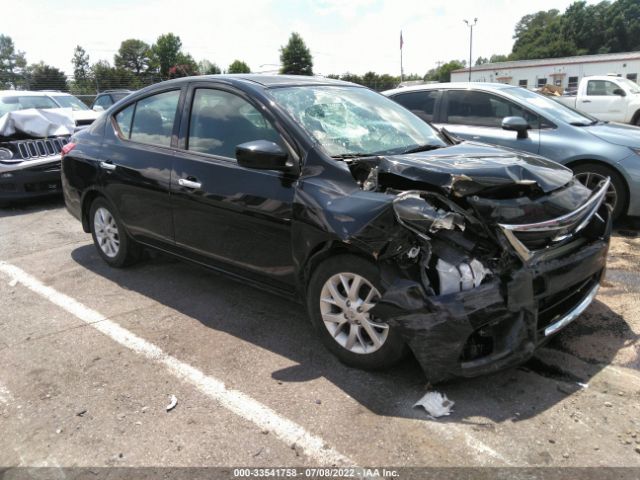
<box><xmin>572</xmin><ymin>163</ymin><xmax>627</xmax><ymax>221</ymax></box>
<box><xmin>89</xmin><ymin>197</ymin><xmax>141</xmax><ymax>267</ymax></box>
<box><xmin>306</xmin><ymin>254</ymin><xmax>408</xmax><ymax>370</ymax></box>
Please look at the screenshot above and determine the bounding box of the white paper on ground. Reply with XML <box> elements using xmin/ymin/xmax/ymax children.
<box><xmin>413</xmin><ymin>391</ymin><xmax>455</xmax><ymax>418</ymax></box>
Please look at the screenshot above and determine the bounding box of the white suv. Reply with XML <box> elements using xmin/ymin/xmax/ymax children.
<box><xmin>0</xmin><ymin>90</ymin><xmax>100</xmax><ymax>127</ymax></box>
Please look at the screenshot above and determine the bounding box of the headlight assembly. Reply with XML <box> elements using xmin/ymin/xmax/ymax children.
<box><xmin>0</xmin><ymin>147</ymin><xmax>14</xmax><ymax>161</ymax></box>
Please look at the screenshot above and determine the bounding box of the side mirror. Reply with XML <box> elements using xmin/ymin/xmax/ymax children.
<box><xmin>236</xmin><ymin>140</ymin><xmax>291</xmax><ymax>171</ymax></box>
<box><xmin>93</xmin><ymin>105</ymin><xmax>105</xmax><ymax>112</ymax></box>
<box><xmin>613</xmin><ymin>88</ymin><xmax>626</xmax><ymax>97</ymax></box>
<box><xmin>502</xmin><ymin>116</ymin><xmax>529</xmax><ymax>139</ymax></box>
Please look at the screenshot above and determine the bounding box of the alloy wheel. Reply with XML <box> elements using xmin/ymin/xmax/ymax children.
<box><xmin>93</xmin><ymin>207</ymin><xmax>120</xmax><ymax>258</ymax></box>
<box><xmin>319</xmin><ymin>272</ymin><xmax>389</xmax><ymax>354</ymax></box>
<box><xmin>574</xmin><ymin>171</ymin><xmax>617</xmax><ymax>213</ymax></box>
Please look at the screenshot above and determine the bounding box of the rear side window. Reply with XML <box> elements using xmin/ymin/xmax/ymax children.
<box><xmin>187</xmin><ymin>88</ymin><xmax>283</xmax><ymax>159</ymax></box>
<box><xmin>128</xmin><ymin>90</ymin><xmax>180</xmax><ymax>147</ymax></box>
<box><xmin>445</xmin><ymin>90</ymin><xmax>540</xmax><ymax>129</ymax></box>
<box><xmin>393</xmin><ymin>90</ymin><xmax>440</xmax><ymax>122</ymax></box>
<box><xmin>115</xmin><ymin>104</ymin><xmax>135</xmax><ymax>137</ymax></box>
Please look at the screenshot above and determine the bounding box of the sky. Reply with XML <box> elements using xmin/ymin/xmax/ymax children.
<box><xmin>4</xmin><ymin>0</ymin><xmax>598</xmax><ymax>77</ymax></box>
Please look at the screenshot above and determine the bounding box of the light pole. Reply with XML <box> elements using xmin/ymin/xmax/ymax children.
<box><xmin>464</xmin><ymin>18</ymin><xmax>478</xmax><ymax>82</ymax></box>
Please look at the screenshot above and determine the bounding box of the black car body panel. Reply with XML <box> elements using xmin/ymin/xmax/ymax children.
<box><xmin>62</xmin><ymin>75</ymin><xmax>612</xmax><ymax>381</ymax></box>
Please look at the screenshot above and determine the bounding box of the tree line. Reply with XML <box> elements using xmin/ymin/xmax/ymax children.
<box><xmin>429</xmin><ymin>0</ymin><xmax>640</xmax><ymax>82</ymax></box>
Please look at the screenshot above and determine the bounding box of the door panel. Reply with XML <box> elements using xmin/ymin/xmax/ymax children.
<box><xmin>439</xmin><ymin>90</ymin><xmax>541</xmax><ymax>154</ymax></box>
<box><xmin>101</xmin><ymin>89</ymin><xmax>182</xmax><ymax>247</ymax></box>
<box><xmin>170</xmin><ymin>86</ymin><xmax>296</xmax><ymax>288</ymax></box>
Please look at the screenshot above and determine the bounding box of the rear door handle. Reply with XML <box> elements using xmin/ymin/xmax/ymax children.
<box><xmin>99</xmin><ymin>161</ymin><xmax>116</xmax><ymax>171</ymax></box>
<box><xmin>582</xmin><ymin>100</ymin><xmax>591</xmax><ymax>103</ymax></box>
<box><xmin>178</xmin><ymin>178</ymin><xmax>202</xmax><ymax>189</ymax></box>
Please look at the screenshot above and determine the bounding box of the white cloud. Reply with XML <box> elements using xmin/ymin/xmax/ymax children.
<box><xmin>5</xmin><ymin>0</ymin><xmax>597</xmax><ymax>77</ymax></box>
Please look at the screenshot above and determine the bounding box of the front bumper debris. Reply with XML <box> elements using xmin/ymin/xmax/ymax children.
<box><xmin>372</xmin><ymin>206</ymin><xmax>611</xmax><ymax>383</ymax></box>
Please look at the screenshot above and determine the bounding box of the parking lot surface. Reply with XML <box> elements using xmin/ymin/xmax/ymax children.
<box><xmin>1</xmin><ymin>199</ymin><xmax>639</xmax><ymax>468</ymax></box>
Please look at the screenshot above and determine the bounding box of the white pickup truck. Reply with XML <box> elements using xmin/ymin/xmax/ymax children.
<box><xmin>555</xmin><ymin>75</ymin><xmax>640</xmax><ymax>125</ymax></box>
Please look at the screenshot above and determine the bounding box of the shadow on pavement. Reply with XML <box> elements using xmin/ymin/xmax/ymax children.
<box><xmin>70</xmin><ymin>243</ymin><xmax>635</xmax><ymax>423</ymax></box>
<box><xmin>0</xmin><ymin>195</ymin><xmax>64</xmax><ymax>219</ymax></box>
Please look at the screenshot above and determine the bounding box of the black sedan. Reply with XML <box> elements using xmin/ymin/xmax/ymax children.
<box><xmin>61</xmin><ymin>75</ymin><xmax>611</xmax><ymax>382</ymax></box>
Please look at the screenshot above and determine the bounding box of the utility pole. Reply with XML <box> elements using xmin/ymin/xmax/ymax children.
<box><xmin>464</xmin><ymin>18</ymin><xmax>478</xmax><ymax>82</ymax></box>
<box><xmin>400</xmin><ymin>30</ymin><xmax>404</xmax><ymax>83</ymax></box>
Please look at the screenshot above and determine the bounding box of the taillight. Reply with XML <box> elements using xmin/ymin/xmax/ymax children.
<box><xmin>61</xmin><ymin>142</ymin><xmax>77</xmax><ymax>157</ymax></box>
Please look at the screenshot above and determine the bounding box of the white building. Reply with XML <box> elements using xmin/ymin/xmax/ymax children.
<box><xmin>450</xmin><ymin>51</ymin><xmax>640</xmax><ymax>90</ymax></box>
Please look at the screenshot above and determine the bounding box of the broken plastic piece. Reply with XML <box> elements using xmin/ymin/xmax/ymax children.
<box><xmin>393</xmin><ymin>191</ymin><xmax>465</xmax><ymax>236</ymax></box>
<box><xmin>413</xmin><ymin>391</ymin><xmax>454</xmax><ymax>418</ymax></box>
<box><xmin>436</xmin><ymin>258</ymin><xmax>489</xmax><ymax>295</ymax></box>
<box><xmin>166</xmin><ymin>394</ymin><xmax>177</xmax><ymax>412</ymax></box>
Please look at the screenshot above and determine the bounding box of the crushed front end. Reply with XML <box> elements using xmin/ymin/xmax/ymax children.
<box><xmin>0</xmin><ymin>109</ymin><xmax>74</xmax><ymax>203</ymax></box>
<box><xmin>343</xmin><ymin>151</ymin><xmax>611</xmax><ymax>382</ymax></box>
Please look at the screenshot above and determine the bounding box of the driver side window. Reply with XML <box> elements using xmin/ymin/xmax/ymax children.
<box><xmin>187</xmin><ymin>89</ymin><xmax>283</xmax><ymax>159</ymax></box>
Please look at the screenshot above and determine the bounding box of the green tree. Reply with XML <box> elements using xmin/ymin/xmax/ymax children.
<box><xmin>424</xmin><ymin>60</ymin><xmax>465</xmax><ymax>82</ymax></box>
<box><xmin>70</xmin><ymin>45</ymin><xmax>92</xmax><ymax>95</ymax></box>
<box><xmin>199</xmin><ymin>60</ymin><xmax>221</xmax><ymax>75</ymax></box>
<box><xmin>168</xmin><ymin>53</ymin><xmax>199</xmax><ymax>78</ymax></box>
<box><xmin>114</xmin><ymin>39</ymin><xmax>152</xmax><ymax>75</ymax></box>
<box><xmin>227</xmin><ymin>60</ymin><xmax>251</xmax><ymax>73</ymax></box>
<box><xmin>0</xmin><ymin>34</ymin><xmax>27</xmax><ymax>89</ymax></box>
<box><xmin>279</xmin><ymin>32</ymin><xmax>313</xmax><ymax>75</ymax></box>
<box><xmin>489</xmin><ymin>54</ymin><xmax>509</xmax><ymax>63</ymax></box>
<box><xmin>152</xmin><ymin>33</ymin><xmax>182</xmax><ymax>77</ymax></box>
<box><xmin>475</xmin><ymin>56</ymin><xmax>488</xmax><ymax>65</ymax></box>
<box><xmin>91</xmin><ymin>60</ymin><xmax>138</xmax><ymax>91</ymax></box>
<box><xmin>26</xmin><ymin>62</ymin><xmax>68</xmax><ymax>91</ymax></box>
<box><xmin>511</xmin><ymin>9</ymin><xmax>577</xmax><ymax>60</ymax></box>
<box><xmin>72</xmin><ymin>45</ymin><xmax>90</xmax><ymax>82</ymax></box>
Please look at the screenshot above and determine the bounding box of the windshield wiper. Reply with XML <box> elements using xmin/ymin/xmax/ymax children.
<box><xmin>400</xmin><ymin>144</ymin><xmax>444</xmax><ymax>154</ymax></box>
<box><xmin>330</xmin><ymin>153</ymin><xmax>379</xmax><ymax>159</ymax></box>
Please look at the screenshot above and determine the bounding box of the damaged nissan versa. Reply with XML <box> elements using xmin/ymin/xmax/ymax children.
<box><xmin>61</xmin><ymin>75</ymin><xmax>611</xmax><ymax>382</ymax></box>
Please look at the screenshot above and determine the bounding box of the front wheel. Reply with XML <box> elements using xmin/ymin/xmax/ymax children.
<box><xmin>572</xmin><ymin>163</ymin><xmax>627</xmax><ymax>221</ymax></box>
<box><xmin>306</xmin><ymin>254</ymin><xmax>407</xmax><ymax>370</ymax></box>
<box><xmin>89</xmin><ymin>197</ymin><xmax>141</xmax><ymax>267</ymax></box>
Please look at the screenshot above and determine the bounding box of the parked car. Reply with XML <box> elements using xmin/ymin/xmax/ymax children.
<box><xmin>384</xmin><ymin>82</ymin><xmax>640</xmax><ymax>219</ymax></box>
<box><xmin>34</xmin><ymin>91</ymin><xmax>100</xmax><ymax>127</ymax></box>
<box><xmin>554</xmin><ymin>75</ymin><xmax>640</xmax><ymax>125</ymax></box>
<box><xmin>0</xmin><ymin>92</ymin><xmax>76</xmax><ymax>206</ymax></box>
<box><xmin>62</xmin><ymin>75</ymin><xmax>611</xmax><ymax>382</ymax></box>
<box><xmin>91</xmin><ymin>90</ymin><xmax>133</xmax><ymax>112</ymax></box>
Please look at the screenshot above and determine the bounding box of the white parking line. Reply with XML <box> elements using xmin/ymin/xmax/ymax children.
<box><xmin>0</xmin><ymin>261</ymin><xmax>353</xmax><ymax>467</ymax></box>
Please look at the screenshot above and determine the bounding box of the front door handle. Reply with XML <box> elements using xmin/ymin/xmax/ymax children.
<box><xmin>582</xmin><ymin>100</ymin><xmax>591</xmax><ymax>103</ymax></box>
<box><xmin>178</xmin><ymin>178</ymin><xmax>202</xmax><ymax>189</ymax></box>
<box><xmin>99</xmin><ymin>161</ymin><xmax>116</xmax><ymax>171</ymax></box>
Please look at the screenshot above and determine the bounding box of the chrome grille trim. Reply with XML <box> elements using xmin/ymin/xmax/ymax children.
<box><xmin>12</xmin><ymin>138</ymin><xmax>68</xmax><ymax>160</ymax></box>
<box><xmin>498</xmin><ymin>177</ymin><xmax>610</xmax><ymax>263</ymax></box>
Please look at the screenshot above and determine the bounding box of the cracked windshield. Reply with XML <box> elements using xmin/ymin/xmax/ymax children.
<box><xmin>271</xmin><ymin>86</ymin><xmax>446</xmax><ymax>157</ymax></box>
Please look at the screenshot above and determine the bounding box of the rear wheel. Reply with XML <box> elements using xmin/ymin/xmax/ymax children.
<box><xmin>572</xmin><ymin>163</ymin><xmax>627</xmax><ymax>220</ymax></box>
<box><xmin>89</xmin><ymin>197</ymin><xmax>141</xmax><ymax>267</ymax></box>
<box><xmin>306</xmin><ymin>255</ymin><xmax>407</xmax><ymax>370</ymax></box>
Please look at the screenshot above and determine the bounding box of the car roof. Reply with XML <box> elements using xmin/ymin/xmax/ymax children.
<box><xmin>383</xmin><ymin>82</ymin><xmax>517</xmax><ymax>96</ymax></box>
<box><xmin>0</xmin><ymin>90</ymin><xmax>75</xmax><ymax>98</ymax></box>
<box><xmin>144</xmin><ymin>74</ymin><xmax>357</xmax><ymax>90</ymax></box>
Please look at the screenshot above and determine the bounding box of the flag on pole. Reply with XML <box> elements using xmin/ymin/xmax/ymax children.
<box><xmin>400</xmin><ymin>30</ymin><xmax>404</xmax><ymax>50</ymax></box>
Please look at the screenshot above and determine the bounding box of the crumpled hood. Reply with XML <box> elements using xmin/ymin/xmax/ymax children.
<box><xmin>0</xmin><ymin>108</ymin><xmax>75</xmax><ymax>138</ymax></box>
<box><xmin>583</xmin><ymin>122</ymin><xmax>640</xmax><ymax>149</ymax></box>
<box><xmin>376</xmin><ymin>142</ymin><xmax>573</xmax><ymax>196</ymax></box>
